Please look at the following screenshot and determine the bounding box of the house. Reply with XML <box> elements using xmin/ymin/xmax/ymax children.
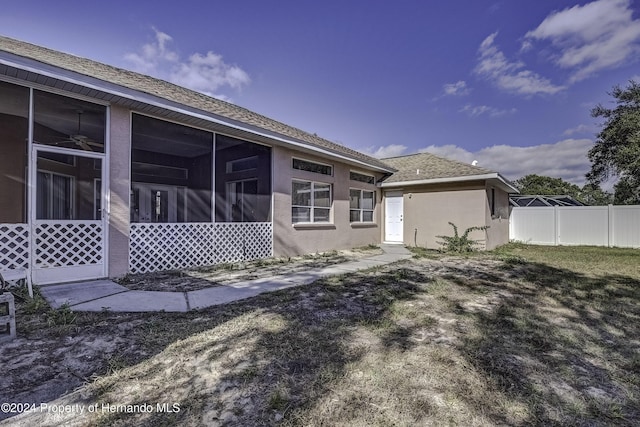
<box><xmin>379</xmin><ymin>153</ymin><xmax>517</xmax><ymax>250</ymax></box>
<box><xmin>0</xmin><ymin>35</ymin><xmax>515</xmax><ymax>287</ymax></box>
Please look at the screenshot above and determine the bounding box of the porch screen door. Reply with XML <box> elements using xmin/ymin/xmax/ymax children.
<box><xmin>31</xmin><ymin>148</ymin><xmax>106</xmax><ymax>284</ymax></box>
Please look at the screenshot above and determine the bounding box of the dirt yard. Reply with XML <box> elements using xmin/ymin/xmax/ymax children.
<box><xmin>1</xmin><ymin>244</ymin><xmax>638</xmax><ymax>426</ymax></box>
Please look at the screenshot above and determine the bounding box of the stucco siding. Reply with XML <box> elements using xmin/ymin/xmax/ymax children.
<box><xmin>272</xmin><ymin>146</ymin><xmax>382</xmax><ymax>257</ymax></box>
<box><xmin>107</xmin><ymin>106</ymin><xmax>131</xmax><ymax>278</ymax></box>
<box><xmin>398</xmin><ymin>182</ymin><xmax>488</xmax><ymax>250</ymax></box>
<box><xmin>485</xmin><ymin>185</ymin><xmax>510</xmax><ymax>250</ymax></box>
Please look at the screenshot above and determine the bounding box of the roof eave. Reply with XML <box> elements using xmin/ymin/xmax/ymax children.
<box><xmin>379</xmin><ymin>172</ymin><xmax>520</xmax><ymax>193</ymax></box>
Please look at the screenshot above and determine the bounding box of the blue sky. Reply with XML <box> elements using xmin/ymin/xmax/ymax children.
<box><xmin>2</xmin><ymin>0</ymin><xmax>639</xmax><ymax>187</ymax></box>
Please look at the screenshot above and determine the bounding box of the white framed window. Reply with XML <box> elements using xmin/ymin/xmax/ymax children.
<box><xmin>132</xmin><ymin>161</ymin><xmax>189</xmax><ymax>180</ymax></box>
<box><xmin>292</xmin><ymin>180</ymin><xmax>332</xmax><ymax>223</ymax></box>
<box><xmin>292</xmin><ymin>158</ymin><xmax>333</xmax><ymax>176</ymax></box>
<box><xmin>350</xmin><ymin>171</ymin><xmax>375</xmax><ymax>184</ymax></box>
<box><xmin>226</xmin><ymin>156</ymin><xmax>258</xmax><ymax>173</ymax></box>
<box><xmin>350</xmin><ymin>189</ymin><xmax>375</xmax><ymax>222</ymax></box>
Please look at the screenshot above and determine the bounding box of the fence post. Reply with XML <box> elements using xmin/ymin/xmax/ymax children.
<box><xmin>608</xmin><ymin>204</ymin><xmax>614</xmax><ymax>247</ymax></box>
<box><xmin>554</xmin><ymin>206</ymin><xmax>559</xmax><ymax>246</ymax></box>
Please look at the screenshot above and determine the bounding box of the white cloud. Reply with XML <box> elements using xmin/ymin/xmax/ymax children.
<box><xmin>419</xmin><ymin>144</ymin><xmax>476</xmax><ymax>164</ymax></box>
<box><xmin>475</xmin><ymin>32</ymin><xmax>566</xmax><ymax>95</ymax></box>
<box><xmin>443</xmin><ymin>80</ymin><xmax>470</xmax><ymax>96</ymax></box>
<box><xmin>459</xmin><ymin>104</ymin><xmax>517</xmax><ymax>118</ymax></box>
<box><xmin>124</xmin><ymin>28</ymin><xmax>250</xmax><ymax>99</ymax></box>
<box><xmin>123</xmin><ymin>28</ymin><xmax>179</xmax><ymax>74</ymax></box>
<box><xmin>361</xmin><ymin>144</ymin><xmax>408</xmax><ymax>159</ymax></box>
<box><xmin>420</xmin><ymin>138</ymin><xmax>594</xmax><ymax>185</ymax></box>
<box><xmin>525</xmin><ymin>0</ymin><xmax>640</xmax><ymax>82</ymax></box>
<box><xmin>170</xmin><ymin>52</ymin><xmax>250</xmax><ymax>95</ymax></box>
<box><xmin>563</xmin><ymin>124</ymin><xmax>596</xmax><ymax>136</ymax></box>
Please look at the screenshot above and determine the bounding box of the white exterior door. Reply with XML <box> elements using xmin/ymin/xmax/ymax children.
<box><xmin>384</xmin><ymin>191</ymin><xmax>404</xmax><ymax>243</ymax></box>
<box><xmin>31</xmin><ymin>147</ymin><xmax>107</xmax><ymax>284</ymax></box>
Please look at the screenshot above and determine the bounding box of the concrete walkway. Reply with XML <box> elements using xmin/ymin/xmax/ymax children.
<box><xmin>38</xmin><ymin>245</ymin><xmax>412</xmax><ymax>313</ymax></box>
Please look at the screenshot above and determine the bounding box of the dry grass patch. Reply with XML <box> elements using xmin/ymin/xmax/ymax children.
<box><xmin>1</xmin><ymin>244</ymin><xmax>638</xmax><ymax>426</ymax></box>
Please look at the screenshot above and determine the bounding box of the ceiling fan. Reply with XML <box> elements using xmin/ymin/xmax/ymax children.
<box><xmin>56</xmin><ymin>110</ymin><xmax>103</xmax><ymax>151</ymax></box>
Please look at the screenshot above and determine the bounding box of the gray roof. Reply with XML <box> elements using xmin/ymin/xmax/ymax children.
<box><xmin>0</xmin><ymin>35</ymin><xmax>394</xmax><ymax>172</ymax></box>
<box><xmin>380</xmin><ymin>152</ymin><xmax>495</xmax><ymax>184</ymax></box>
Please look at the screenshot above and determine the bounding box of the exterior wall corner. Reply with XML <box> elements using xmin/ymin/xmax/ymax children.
<box><xmin>107</xmin><ymin>106</ymin><xmax>131</xmax><ymax>278</ymax></box>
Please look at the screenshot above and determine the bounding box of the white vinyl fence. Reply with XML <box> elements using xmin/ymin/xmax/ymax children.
<box><xmin>510</xmin><ymin>205</ymin><xmax>640</xmax><ymax>248</ymax></box>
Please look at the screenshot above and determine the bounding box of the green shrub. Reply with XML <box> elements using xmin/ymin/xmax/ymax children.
<box><xmin>436</xmin><ymin>222</ymin><xmax>488</xmax><ymax>253</ymax></box>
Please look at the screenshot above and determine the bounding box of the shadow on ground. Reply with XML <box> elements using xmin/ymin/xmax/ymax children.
<box><xmin>3</xmin><ymin>263</ymin><xmax>437</xmax><ymax>426</ymax></box>
<box><xmin>3</xmin><ymin>253</ymin><xmax>639</xmax><ymax>426</ymax></box>
<box><xmin>452</xmin><ymin>261</ymin><xmax>640</xmax><ymax>425</ymax></box>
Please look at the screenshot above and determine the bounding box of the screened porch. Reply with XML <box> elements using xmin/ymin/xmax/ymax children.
<box><xmin>127</xmin><ymin>114</ymin><xmax>273</xmax><ymax>274</ymax></box>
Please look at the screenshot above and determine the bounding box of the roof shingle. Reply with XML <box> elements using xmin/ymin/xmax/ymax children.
<box><xmin>380</xmin><ymin>152</ymin><xmax>494</xmax><ymax>184</ymax></box>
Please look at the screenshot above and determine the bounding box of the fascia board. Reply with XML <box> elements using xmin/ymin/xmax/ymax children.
<box><xmin>380</xmin><ymin>173</ymin><xmax>519</xmax><ymax>193</ymax></box>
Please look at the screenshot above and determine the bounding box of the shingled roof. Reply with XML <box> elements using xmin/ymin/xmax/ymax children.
<box><xmin>0</xmin><ymin>35</ymin><xmax>394</xmax><ymax>172</ymax></box>
<box><xmin>379</xmin><ymin>152</ymin><xmax>518</xmax><ymax>192</ymax></box>
<box><xmin>380</xmin><ymin>152</ymin><xmax>494</xmax><ymax>183</ymax></box>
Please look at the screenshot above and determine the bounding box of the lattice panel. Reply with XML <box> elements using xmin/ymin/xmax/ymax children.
<box><xmin>129</xmin><ymin>222</ymin><xmax>273</xmax><ymax>273</ymax></box>
<box><xmin>215</xmin><ymin>223</ymin><xmax>273</xmax><ymax>264</ymax></box>
<box><xmin>34</xmin><ymin>221</ymin><xmax>104</xmax><ymax>268</ymax></box>
<box><xmin>129</xmin><ymin>223</ymin><xmax>217</xmax><ymax>273</ymax></box>
<box><xmin>0</xmin><ymin>224</ymin><xmax>30</xmax><ymax>270</ymax></box>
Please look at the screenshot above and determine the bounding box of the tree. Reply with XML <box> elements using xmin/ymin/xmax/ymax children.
<box><xmin>613</xmin><ymin>179</ymin><xmax>640</xmax><ymax>205</ymax></box>
<box><xmin>580</xmin><ymin>183</ymin><xmax>614</xmax><ymax>206</ymax></box>
<box><xmin>514</xmin><ymin>174</ymin><xmax>582</xmax><ymax>196</ymax></box>
<box><xmin>588</xmin><ymin>80</ymin><xmax>640</xmax><ymax>205</ymax></box>
<box><xmin>513</xmin><ymin>174</ymin><xmax>612</xmax><ymax>205</ymax></box>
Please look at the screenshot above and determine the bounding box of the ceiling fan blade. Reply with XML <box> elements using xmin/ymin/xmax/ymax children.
<box><xmin>75</xmin><ymin>140</ymin><xmax>94</xmax><ymax>151</ymax></box>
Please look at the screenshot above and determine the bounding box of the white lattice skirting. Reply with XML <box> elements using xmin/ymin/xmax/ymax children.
<box><xmin>34</xmin><ymin>221</ymin><xmax>104</xmax><ymax>268</ymax></box>
<box><xmin>129</xmin><ymin>222</ymin><xmax>273</xmax><ymax>273</ymax></box>
<box><xmin>0</xmin><ymin>224</ymin><xmax>29</xmax><ymax>270</ymax></box>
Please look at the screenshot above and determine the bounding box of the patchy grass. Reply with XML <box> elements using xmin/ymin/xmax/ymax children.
<box><xmin>495</xmin><ymin>242</ymin><xmax>639</xmax><ymax>277</ymax></box>
<box><xmin>1</xmin><ymin>244</ymin><xmax>639</xmax><ymax>426</ymax></box>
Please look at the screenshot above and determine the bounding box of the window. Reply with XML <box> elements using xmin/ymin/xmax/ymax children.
<box><xmin>350</xmin><ymin>171</ymin><xmax>375</xmax><ymax>184</ymax></box>
<box><xmin>227</xmin><ymin>179</ymin><xmax>258</xmax><ymax>222</ymax></box>
<box><xmin>132</xmin><ymin>162</ymin><xmax>188</xmax><ymax>180</ymax></box>
<box><xmin>292</xmin><ymin>158</ymin><xmax>333</xmax><ymax>176</ymax></box>
<box><xmin>350</xmin><ymin>189</ymin><xmax>375</xmax><ymax>222</ymax></box>
<box><xmin>226</xmin><ymin>156</ymin><xmax>258</xmax><ymax>173</ymax></box>
<box><xmin>36</xmin><ymin>171</ymin><xmax>74</xmax><ymax>220</ymax></box>
<box><xmin>292</xmin><ymin>180</ymin><xmax>331</xmax><ymax>223</ymax></box>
